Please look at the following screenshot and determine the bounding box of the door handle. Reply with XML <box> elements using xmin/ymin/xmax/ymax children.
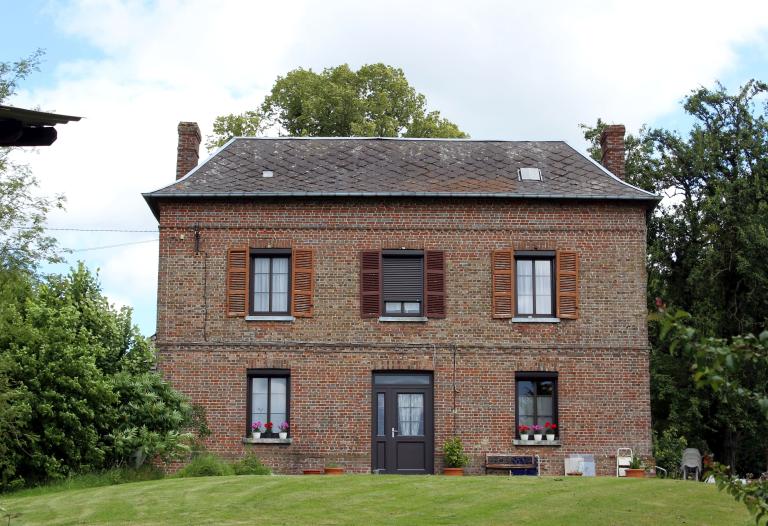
<box><xmin>391</xmin><ymin>427</ymin><xmax>398</xmax><ymax>438</ymax></box>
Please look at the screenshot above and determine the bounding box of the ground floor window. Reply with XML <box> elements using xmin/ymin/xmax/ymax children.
<box><xmin>247</xmin><ymin>369</ymin><xmax>290</xmax><ymax>436</ymax></box>
<box><xmin>515</xmin><ymin>371</ymin><xmax>558</xmax><ymax>437</ymax></box>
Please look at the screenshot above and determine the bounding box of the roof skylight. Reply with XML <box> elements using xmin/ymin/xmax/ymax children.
<box><xmin>518</xmin><ymin>167</ymin><xmax>542</xmax><ymax>181</ymax></box>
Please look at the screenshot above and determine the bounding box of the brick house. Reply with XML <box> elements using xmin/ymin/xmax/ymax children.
<box><xmin>143</xmin><ymin>123</ymin><xmax>658</xmax><ymax>475</ymax></box>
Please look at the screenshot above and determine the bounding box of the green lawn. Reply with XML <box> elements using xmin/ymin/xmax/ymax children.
<box><xmin>1</xmin><ymin>475</ymin><xmax>755</xmax><ymax>526</ymax></box>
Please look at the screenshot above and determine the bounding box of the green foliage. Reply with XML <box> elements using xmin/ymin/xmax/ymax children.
<box><xmin>0</xmin><ymin>264</ymin><xmax>198</xmax><ymax>490</ymax></box>
<box><xmin>711</xmin><ymin>464</ymin><xmax>768</xmax><ymax>524</ymax></box>
<box><xmin>583</xmin><ymin>80</ymin><xmax>768</xmax><ymax>478</ymax></box>
<box><xmin>205</xmin><ymin>111</ymin><xmax>263</xmax><ymax>151</ymax></box>
<box><xmin>443</xmin><ymin>437</ymin><xmax>469</xmax><ymax>468</ymax></box>
<box><xmin>0</xmin><ymin>49</ymin><xmax>44</xmax><ymax>103</ymax></box>
<box><xmin>655</xmin><ymin>307</ymin><xmax>768</xmax><ymax>521</ymax></box>
<box><xmin>231</xmin><ymin>453</ymin><xmax>271</xmax><ymax>475</ymax></box>
<box><xmin>629</xmin><ymin>455</ymin><xmax>643</xmax><ymax>470</ymax></box>
<box><xmin>0</xmin><ymin>49</ymin><xmax>65</xmax><ymax>273</ymax></box>
<box><xmin>207</xmin><ymin>63</ymin><xmax>467</xmax><ymax>148</ymax></box>
<box><xmin>175</xmin><ymin>454</ymin><xmax>234</xmax><ymax>478</ymax></box>
<box><xmin>652</xmin><ymin>427</ymin><xmax>688</xmax><ymax>478</ymax></box>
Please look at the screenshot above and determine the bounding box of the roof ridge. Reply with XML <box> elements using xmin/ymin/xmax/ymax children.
<box><xmin>231</xmin><ymin>136</ymin><xmax>568</xmax><ymax>143</ymax></box>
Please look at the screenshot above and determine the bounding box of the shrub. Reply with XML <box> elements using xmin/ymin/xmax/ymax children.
<box><xmin>443</xmin><ymin>437</ymin><xmax>469</xmax><ymax>468</ymax></box>
<box><xmin>232</xmin><ymin>453</ymin><xmax>271</xmax><ymax>475</ymax></box>
<box><xmin>653</xmin><ymin>427</ymin><xmax>688</xmax><ymax>478</ymax></box>
<box><xmin>176</xmin><ymin>454</ymin><xmax>234</xmax><ymax>478</ymax></box>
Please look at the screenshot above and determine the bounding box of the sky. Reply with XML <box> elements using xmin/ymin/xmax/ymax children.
<box><xmin>3</xmin><ymin>0</ymin><xmax>768</xmax><ymax>335</ymax></box>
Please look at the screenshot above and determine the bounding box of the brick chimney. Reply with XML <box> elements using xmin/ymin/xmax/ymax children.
<box><xmin>599</xmin><ymin>124</ymin><xmax>626</xmax><ymax>179</ymax></box>
<box><xmin>176</xmin><ymin>122</ymin><xmax>201</xmax><ymax>180</ymax></box>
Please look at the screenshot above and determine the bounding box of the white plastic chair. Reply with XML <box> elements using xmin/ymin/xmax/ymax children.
<box><xmin>681</xmin><ymin>448</ymin><xmax>702</xmax><ymax>480</ymax></box>
<box><xmin>616</xmin><ymin>448</ymin><xmax>633</xmax><ymax>477</ymax></box>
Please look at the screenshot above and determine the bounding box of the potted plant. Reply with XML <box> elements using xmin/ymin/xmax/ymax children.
<box><xmin>251</xmin><ymin>420</ymin><xmax>263</xmax><ymax>439</ymax></box>
<box><xmin>278</xmin><ymin>421</ymin><xmax>289</xmax><ymax>439</ymax></box>
<box><xmin>544</xmin><ymin>422</ymin><xmax>557</xmax><ymax>441</ymax></box>
<box><xmin>264</xmin><ymin>421</ymin><xmax>274</xmax><ymax>437</ymax></box>
<box><xmin>518</xmin><ymin>425</ymin><xmax>531</xmax><ymax>441</ymax></box>
<box><xmin>532</xmin><ymin>424</ymin><xmax>544</xmax><ymax>441</ymax></box>
<box><xmin>324</xmin><ymin>463</ymin><xmax>345</xmax><ymax>475</ymax></box>
<box><xmin>443</xmin><ymin>437</ymin><xmax>469</xmax><ymax>476</ymax></box>
<box><xmin>625</xmin><ymin>455</ymin><xmax>645</xmax><ymax>478</ymax></box>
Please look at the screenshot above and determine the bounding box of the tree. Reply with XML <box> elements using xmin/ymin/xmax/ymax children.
<box><xmin>0</xmin><ymin>49</ymin><xmax>64</xmax><ymax>272</ymax></box>
<box><xmin>207</xmin><ymin>63</ymin><xmax>468</xmax><ymax>148</ymax></box>
<box><xmin>656</xmin><ymin>307</ymin><xmax>768</xmax><ymax>523</ymax></box>
<box><xmin>583</xmin><ymin>80</ymin><xmax>768</xmax><ymax>475</ymax></box>
<box><xmin>0</xmin><ymin>264</ymin><xmax>196</xmax><ymax>489</ymax></box>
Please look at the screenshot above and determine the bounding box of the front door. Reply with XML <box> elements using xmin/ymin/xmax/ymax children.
<box><xmin>372</xmin><ymin>372</ymin><xmax>434</xmax><ymax>474</ymax></box>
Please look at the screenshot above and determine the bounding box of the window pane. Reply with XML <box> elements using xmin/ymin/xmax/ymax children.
<box><xmin>537</xmin><ymin>395</ymin><xmax>553</xmax><ymax>416</ymax></box>
<box><xmin>377</xmin><ymin>393</ymin><xmax>385</xmax><ymax>436</ymax></box>
<box><xmin>272</xmin><ymin>291</ymin><xmax>288</xmax><ymax>312</ymax></box>
<box><xmin>516</xmin><ymin>260</ymin><xmax>533</xmax><ymax>314</ymax></box>
<box><xmin>272</xmin><ymin>257</ymin><xmax>289</xmax><ymax>275</ymax></box>
<box><xmin>535</xmin><ymin>260</ymin><xmax>552</xmax><ymax>315</ymax></box>
<box><xmin>254</xmin><ymin>257</ymin><xmax>270</xmax><ymax>274</ymax></box>
<box><xmin>252</xmin><ymin>377</ymin><xmax>268</xmax><ymax>426</ymax></box>
<box><xmin>253</xmin><ymin>272</ymin><xmax>269</xmax><ymax>294</ymax></box>
<box><xmin>398</xmin><ymin>393</ymin><xmax>424</xmax><ymax>436</ymax></box>
<box><xmin>403</xmin><ymin>302</ymin><xmax>420</xmax><ymax>314</ymax></box>
<box><xmin>518</xmin><ymin>415</ymin><xmax>534</xmax><ymax>428</ymax></box>
<box><xmin>254</xmin><ymin>292</ymin><xmax>269</xmax><ymax>312</ymax></box>
<box><xmin>271</xmin><ymin>413</ymin><xmax>287</xmax><ymax>428</ymax></box>
<box><xmin>517</xmin><ymin>380</ymin><xmax>535</xmax><ymax>397</ymax></box>
<box><xmin>519</xmin><ymin>395</ymin><xmax>534</xmax><ymax>416</ymax></box>
<box><xmin>538</xmin><ymin>381</ymin><xmax>554</xmax><ymax>396</ymax></box>
<box><xmin>385</xmin><ymin>302</ymin><xmax>402</xmax><ymax>314</ymax></box>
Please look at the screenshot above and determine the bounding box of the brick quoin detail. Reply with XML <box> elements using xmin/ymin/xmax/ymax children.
<box><xmin>154</xmin><ymin>197</ymin><xmax>652</xmax><ymax>475</ymax></box>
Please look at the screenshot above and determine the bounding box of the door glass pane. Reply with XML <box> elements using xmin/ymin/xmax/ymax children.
<box><xmin>377</xmin><ymin>393</ymin><xmax>385</xmax><ymax>436</ymax></box>
<box><xmin>374</xmin><ymin>374</ymin><xmax>431</xmax><ymax>385</ymax></box>
<box><xmin>398</xmin><ymin>393</ymin><xmax>424</xmax><ymax>436</ymax></box>
<box><xmin>516</xmin><ymin>260</ymin><xmax>533</xmax><ymax>314</ymax></box>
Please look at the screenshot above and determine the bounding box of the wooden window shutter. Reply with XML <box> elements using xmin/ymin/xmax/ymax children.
<box><xmin>425</xmin><ymin>250</ymin><xmax>446</xmax><ymax>318</ymax></box>
<box><xmin>556</xmin><ymin>250</ymin><xmax>579</xmax><ymax>319</ymax></box>
<box><xmin>492</xmin><ymin>249</ymin><xmax>514</xmax><ymax>318</ymax></box>
<box><xmin>227</xmin><ymin>246</ymin><xmax>249</xmax><ymax>317</ymax></box>
<box><xmin>291</xmin><ymin>248</ymin><xmax>314</xmax><ymax>318</ymax></box>
<box><xmin>360</xmin><ymin>251</ymin><xmax>381</xmax><ymax>318</ymax></box>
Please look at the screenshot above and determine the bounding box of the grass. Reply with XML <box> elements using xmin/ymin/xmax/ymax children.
<box><xmin>0</xmin><ymin>475</ymin><xmax>755</xmax><ymax>525</ymax></box>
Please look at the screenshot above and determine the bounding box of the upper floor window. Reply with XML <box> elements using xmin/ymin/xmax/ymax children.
<box><xmin>251</xmin><ymin>250</ymin><xmax>291</xmax><ymax>315</ymax></box>
<box><xmin>382</xmin><ymin>250</ymin><xmax>424</xmax><ymax>316</ymax></box>
<box><xmin>515</xmin><ymin>251</ymin><xmax>554</xmax><ymax>317</ymax></box>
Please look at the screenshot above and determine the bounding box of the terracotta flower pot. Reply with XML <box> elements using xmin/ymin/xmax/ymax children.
<box><xmin>303</xmin><ymin>469</ymin><xmax>323</xmax><ymax>475</ymax></box>
<box><xmin>324</xmin><ymin>467</ymin><xmax>345</xmax><ymax>475</ymax></box>
<box><xmin>443</xmin><ymin>467</ymin><xmax>465</xmax><ymax>476</ymax></box>
<box><xmin>625</xmin><ymin>468</ymin><xmax>645</xmax><ymax>478</ymax></box>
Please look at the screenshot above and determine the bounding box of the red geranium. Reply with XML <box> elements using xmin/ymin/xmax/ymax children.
<box><xmin>518</xmin><ymin>425</ymin><xmax>530</xmax><ymax>433</ymax></box>
<box><xmin>265</xmin><ymin>422</ymin><xmax>274</xmax><ymax>431</ymax></box>
<box><xmin>545</xmin><ymin>422</ymin><xmax>557</xmax><ymax>432</ymax></box>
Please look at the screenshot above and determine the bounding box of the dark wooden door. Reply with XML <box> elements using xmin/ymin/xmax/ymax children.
<box><xmin>372</xmin><ymin>373</ymin><xmax>433</xmax><ymax>474</ymax></box>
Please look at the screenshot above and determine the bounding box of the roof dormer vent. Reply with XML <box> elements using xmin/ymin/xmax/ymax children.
<box><xmin>518</xmin><ymin>167</ymin><xmax>542</xmax><ymax>181</ymax></box>
<box><xmin>262</xmin><ymin>170</ymin><xmax>274</xmax><ymax>178</ymax></box>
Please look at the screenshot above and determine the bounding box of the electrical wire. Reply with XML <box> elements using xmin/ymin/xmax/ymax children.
<box><xmin>67</xmin><ymin>238</ymin><xmax>159</xmax><ymax>252</ymax></box>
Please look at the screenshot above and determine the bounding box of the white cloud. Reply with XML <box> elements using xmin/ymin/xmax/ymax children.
<box><xmin>8</xmin><ymin>0</ymin><xmax>768</xmax><ymax>334</ymax></box>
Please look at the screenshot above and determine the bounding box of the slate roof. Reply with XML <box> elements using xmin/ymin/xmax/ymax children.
<box><xmin>144</xmin><ymin>137</ymin><xmax>658</xmax><ymax>217</ymax></box>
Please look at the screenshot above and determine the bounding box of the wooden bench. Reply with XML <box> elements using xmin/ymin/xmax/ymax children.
<box><xmin>485</xmin><ymin>454</ymin><xmax>540</xmax><ymax>476</ymax></box>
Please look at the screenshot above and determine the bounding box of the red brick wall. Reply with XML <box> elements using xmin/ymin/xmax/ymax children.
<box><xmin>154</xmin><ymin>197</ymin><xmax>651</xmax><ymax>475</ymax></box>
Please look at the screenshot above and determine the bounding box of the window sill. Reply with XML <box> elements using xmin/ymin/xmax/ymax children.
<box><xmin>378</xmin><ymin>316</ymin><xmax>429</xmax><ymax>323</ymax></box>
<box><xmin>511</xmin><ymin>317</ymin><xmax>560</xmax><ymax>323</ymax></box>
<box><xmin>513</xmin><ymin>439</ymin><xmax>561</xmax><ymax>446</ymax></box>
<box><xmin>242</xmin><ymin>437</ymin><xmax>293</xmax><ymax>445</ymax></box>
<box><xmin>245</xmin><ymin>315</ymin><xmax>295</xmax><ymax>322</ymax></box>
